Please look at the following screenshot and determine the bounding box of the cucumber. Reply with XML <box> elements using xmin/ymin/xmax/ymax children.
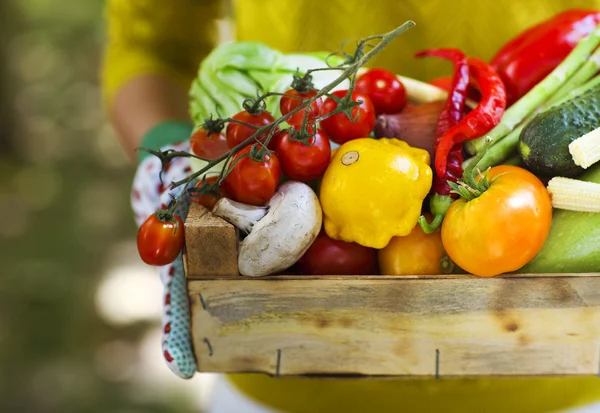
<box><xmin>519</xmin><ymin>164</ymin><xmax>600</xmax><ymax>274</ymax></box>
<box><xmin>518</xmin><ymin>86</ymin><xmax>600</xmax><ymax>177</ymax></box>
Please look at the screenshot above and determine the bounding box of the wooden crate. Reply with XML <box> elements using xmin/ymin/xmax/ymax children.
<box><xmin>184</xmin><ymin>202</ymin><xmax>600</xmax><ymax>378</ymax></box>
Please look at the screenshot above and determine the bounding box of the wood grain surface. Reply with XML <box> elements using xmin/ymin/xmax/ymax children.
<box><xmin>188</xmin><ymin>276</ymin><xmax>600</xmax><ymax>377</ymax></box>
<box><xmin>184</xmin><ymin>203</ymin><xmax>239</xmax><ymax>278</ymax></box>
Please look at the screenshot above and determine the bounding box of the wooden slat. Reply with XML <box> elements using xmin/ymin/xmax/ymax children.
<box><xmin>188</xmin><ymin>277</ymin><xmax>600</xmax><ymax>377</ymax></box>
<box><xmin>184</xmin><ymin>203</ymin><xmax>239</xmax><ymax>278</ymax></box>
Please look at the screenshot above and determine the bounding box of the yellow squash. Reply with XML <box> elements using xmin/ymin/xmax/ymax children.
<box><xmin>320</xmin><ymin>138</ymin><xmax>432</xmax><ymax>249</ymax></box>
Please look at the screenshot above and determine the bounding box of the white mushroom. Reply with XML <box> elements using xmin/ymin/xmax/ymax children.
<box><xmin>212</xmin><ymin>181</ymin><xmax>323</xmax><ymax>277</ymax></box>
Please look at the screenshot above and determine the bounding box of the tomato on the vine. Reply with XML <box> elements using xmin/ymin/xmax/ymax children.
<box><xmin>191</xmin><ymin>176</ymin><xmax>229</xmax><ymax>210</ymax></box>
<box><xmin>319</xmin><ymin>90</ymin><xmax>376</xmax><ymax>144</ymax></box>
<box><xmin>225</xmin><ymin>110</ymin><xmax>276</xmax><ymax>149</ymax></box>
<box><xmin>273</xmin><ymin>128</ymin><xmax>331</xmax><ymax>182</ymax></box>
<box><xmin>223</xmin><ymin>145</ymin><xmax>281</xmax><ymax>206</ymax></box>
<box><xmin>280</xmin><ymin>88</ymin><xmax>323</xmax><ymax>127</ymax></box>
<box><xmin>190</xmin><ymin>127</ymin><xmax>229</xmax><ymax>160</ymax></box>
<box><xmin>297</xmin><ymin>232</ymin><xmax>378</xmax><ymax>275</ymax></box>
<box><xmin>137</xmin><ymin>212</ymin><xmax>185</xmax><ymax>266</ymax></box>
<box><xmin>441</xmin><ymin>165</ymin><xmax>553</xmax><ymax>277</ymax></box>
<box><xmin>355</xmin><ymin>68</ymin><xmax>407</xmax><ymax>114</ymax></box>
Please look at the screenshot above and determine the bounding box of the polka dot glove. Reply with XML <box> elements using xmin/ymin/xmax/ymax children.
<box><xmin>131</xmin><ymin>136</ymin><xmax>197</xmax><ymax>379</ymax></box>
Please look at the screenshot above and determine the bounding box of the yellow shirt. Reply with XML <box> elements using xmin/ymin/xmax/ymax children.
<box><xmin>103</xmin><ymin>1</ymin><xmax>600</xmax><ymax>411</ymax></box>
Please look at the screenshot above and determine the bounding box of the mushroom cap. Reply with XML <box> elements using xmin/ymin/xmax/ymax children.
<box><xmin>238</xmin><ymin>181</ymin><xmax>322</xmax><ymax>276</ymax></box>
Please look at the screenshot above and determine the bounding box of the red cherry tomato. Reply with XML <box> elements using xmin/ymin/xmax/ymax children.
<box><xmin>137</xmin><ymin>212</ymin><xmax>185</xmax><ymax>266</ymax></box>
<box><xmin>191</xmin><ymin>176</ymin><xmax>229</xmax><ymax>210</ymax></box>
<box><xmin>319</xmin><ymin>90</ymin><xmax>376</xmax><ymax>144</ymax></box>
<box><xmin>223</xmin><ymin>146</ymin><xmax>281</xmax><ymax>206</ymax></box>
<box><xmin>280</xmin><ymin>89</ymin><xmax>323</xmax><ymax>127</ymax></box>
<box><xmin>190</xmin><ymin>127</ymin><xmax>229</xmax><ymax>160</ymax></box>
<box><xmin>297</xmin><ymin>232</ymin><xmax>379</xmax><ymax>275</ymax></box>
<box><xmin>355</xmin><ymin>68</ymin><xmax>407</xmax><ymax>114</ymax></box>
<box><xmin>273</xmin><ymin>128</ymin><xmax>331</xmax><ymax>182</ymax></box>
<box><xmin>225</xmin><ymin>110</ymin><xmax>276</xmax><ymax>149</ymax></box>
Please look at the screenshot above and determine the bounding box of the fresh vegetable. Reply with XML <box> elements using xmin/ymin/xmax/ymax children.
<box><xmin>441</xmin><ymin>163</ymin><xmax>553</xmax><ymax>277</ymax></box>
<box><xmin>378</xmin><ymin>217</ymin><xmax>446</xmax><ymax>275</ymax></box>
<box><xmin>190</xmin><ymin>127</ymin><xmax>229</xmax><ymax>160</ymax></box>
<box><xmin>297</xmin><ymin>232</ymin><xmax>378</xmax><ymax>275</ymax></box>
<box><xmin>547</xmin><ymin>176</ymin><xmax>600</xmax><ymax>213</ymax></box>
<box><xmin>374</xmin><ymin>100</ymin><xmax>445</xmax><ymax>159</ymax></box>
<box><xmin>280</xmin><ymin>88</ymin><xmax>323</xmax><ymax>127</ymax></box>
<box><xmin>518</xmin><ymin>86</ymin><xmax>600</xmax><ymax>177</ymax></box>
<box><xmin>137</xmin><ymin>211</ymin><xmax>185</xmax><ymax>266</ymax></box>
<box><xmin>466</xmin><ymin>23</ymin><xmax>600</xmax><ymax>156</ymax></box>
<box><xmin>225</xmin><ymin>109</ymin><xmax>276</xmax><ymax>149</ymax></box>
<box><xmin>569</xmin><ymin>127</ymin><xmax>600</xmax><ymax>169</ymax></box>
<box><xmin>520</xmin><ymin>165</ymin><xmax>600</xmax><ymax>273</ymax></box>
<box><xmin>414</xmin><ymin>48</ymin><xmax>470</xmax><ymax>233</ymax></box>
<box><xmin>188</xmin><ymin>41</ymin><xmax>350</xmax><ymax>124</ymax></box>
<box><xmin>434</xmin><ymin>57</ymin><xmax>506</xmax><ymax>178</ymax></box>
<box><xmin>222</xmin><ymin>145</ymin><xmax>281</xmax><ymax>206</ymax></box>
<box><xmin>273</xmin><ymin>128</ymin><xmax>331</xmax><ymax>182</ymax></box>
<box><xmin>490</xmin><ymin>9</ymin><xmax>600</xmax><ymax>105</ymax></box>
<box><xmin>319</xmin><ymin>90</ymin><xmax>376</xmax><ymax>144</ymax></box>
<box><xmin>190</xmin><ymin>176</ymin><xmax>228</xmax><ymax>210</ymax></box>
<box><xmin>319</xmin><ymin>138</ymin><xmax>432</xmax><ymax>249</ymax></box>
<box><xmin>355</xmin><ymin>68</ymin><xmax>407</xmax><ymax>114</ymax></box>
<box><xmin>212</xmin><ymin>182</ymin><xmax>322</xmax><ymax>277</ymax></box>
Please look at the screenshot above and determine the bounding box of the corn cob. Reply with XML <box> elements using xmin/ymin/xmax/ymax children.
<box><xmin>569</xmin><ymin>126</ymin><xmax>600</xmax><ymax>169</ymax></box>
<box><xmin>547</xmin><ymin>177</ymin><xmax>600</xmax><ymax>212</ymax></box>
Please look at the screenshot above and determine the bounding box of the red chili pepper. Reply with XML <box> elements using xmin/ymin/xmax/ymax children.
<box><xmin>491</xmin><ymin>9</ymin><xmax>600</xmax><ymax>105</ymax></box>
<box><xmin>415</xmin><ymin>48</ymin><xmax>469</xmax><ymax>196</ymax></box>
<box><xmin>434</xmin><ymin>57</ymin><xmax>507</xmax><ymax>178</ymax></box>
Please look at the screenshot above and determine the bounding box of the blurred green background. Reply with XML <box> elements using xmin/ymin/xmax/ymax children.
<box><xmin>0</xmin><ymin>1</ymin><xmax>211</xmax><ymax>411</ymax></box>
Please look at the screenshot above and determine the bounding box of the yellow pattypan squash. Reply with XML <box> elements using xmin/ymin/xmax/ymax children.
<box><xmin>320</xmin><ymin>138</ymin><xmax>432</xmax><ymax>249</ymax></box>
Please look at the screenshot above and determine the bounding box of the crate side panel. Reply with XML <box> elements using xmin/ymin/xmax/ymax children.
<box><xmin>188</xmin><ymin>278</ymin><xmax>600</xmax><ymax>377</ymax></box>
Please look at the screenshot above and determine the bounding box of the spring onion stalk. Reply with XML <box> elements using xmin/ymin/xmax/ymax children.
<box><xmin>465</xmin><ymin>24</ymin><xmax>600</xmax><ymax>155</ymax></box>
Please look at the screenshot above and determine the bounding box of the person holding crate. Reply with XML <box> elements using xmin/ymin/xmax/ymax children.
<box><xmin>103</xmin><ymin>1</ymin><xmax>600</xmax><ymax>412</ymax></box>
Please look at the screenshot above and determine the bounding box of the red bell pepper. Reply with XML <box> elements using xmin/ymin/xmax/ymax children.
<box><xmin>491</xmin><ymin>9</ymin><xmax>600</xmax><ymax>105</ymax></box>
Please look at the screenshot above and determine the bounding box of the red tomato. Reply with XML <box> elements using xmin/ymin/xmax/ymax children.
<box><xmin>355</xmin><ymin>68</ymin><xmax>407</xmax><ymax>114</ymax></box>
<box><xmin>297</xmin><ymin>232</ymin><xmax>379</xmax><ymax>275</ymax></box>
<box><xmin>280</xmin><ymin>89</ymin><xmax>323</xmax><ymax>126</ymax></box>
<box><xmin>190</xmin><ymin>128</ymin><xmax>229</xmax><ymax>160</ymax></box>
<box><xmin>225</xmin><ymin>110</ymin><xmax>276</xmax><ymax>149</ymax></box>
<box><xmin>273</xmin><ymin>128</ymin><xmax>331</xmax><ymax>182</ymax></box>
<box><xmin>137</xmin><ymin>212</ymin><xmax>185</xmax><ymax>266</ymax></box>
<box><xmin>191</xmin><ymin>176</ymin><xmax>229</xmax><ymax>210</ymax></box>
<box><xmin>319</xmin><ymin>90</ymin><xmax>376</xmax><ymax>144</ymax></box>
<box><xmin>223</xmin><ymin>146</ymin><xmax>281</xmax><ymax>206</ymax></box>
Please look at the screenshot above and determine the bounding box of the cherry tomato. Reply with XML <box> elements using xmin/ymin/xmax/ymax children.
<box><xmin>190</xmin><ymin>127</ymin><xmax>229</xmax><ymax>160</ymax></box>
<box><xmin>273</xmin><ymin>128</ymin><xmax>331</xmax><ymax>182</ymax></box>
<box><xmin>223</xmin><ymin>146</ymin><xmax>281</xmax><ymax>206</ymax></box>
<box><xmin>355</xmin><ymin>68</ymin><xmax>407</xmax><ymax>114</ymax></box>
<box><xmin>191</xmin><ymin>176</ymin><xmax>229</xmax><ymax>210</ymax></box>
<box><xmin>297</xmin><ymin>232</ymin><xmax>378</xmax><ymax>275</ymax></box>
<box><xmin>441</xmin><ymin>165</ymin><xmax>553</xmax><ymax>277</ymax></box>
<box><xmin>319</xmin><ymin>90</ymin><xmax>376</xmax><ymax>145</ymax></box>
<box><xmin>137</xmin><ymin>212</ymin><xmax>185</xmax><ymax>266</ymax></box>
<box><xmin>378</xmin><ymin>216</ymin><xmax>446</xmax><ymax>275</ymax></box>
<box><xmin>225</xmin><ymin>110</ymin><xmax>276</xmax><ymax>149</ymax></box>
<box><xmin>280</xmin><ymin>89</ymin><xmax>323</xmax><ymax>127</ymax></box>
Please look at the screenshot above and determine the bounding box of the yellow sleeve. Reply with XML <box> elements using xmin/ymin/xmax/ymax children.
<box><xmin>101</xmin><ymin>0</ymin><xmax>222</xmax><ymax>108</ymax></box>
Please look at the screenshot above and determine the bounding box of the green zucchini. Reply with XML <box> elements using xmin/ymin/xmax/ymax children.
<box><xmin>518</xmin><ymin>86</ymin><xmax>600</xmax><ymax>177</ymax></box>
<box><xmin>519</xmin><ymin>164</ymin><xmax>600</xmax><ymax>274</ymax></box>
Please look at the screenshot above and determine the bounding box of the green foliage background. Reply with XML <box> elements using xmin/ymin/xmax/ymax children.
<box><xmin>0</xmin><ymin>1</ymin><xmax>200</xmax><ymax>411</ymax></box>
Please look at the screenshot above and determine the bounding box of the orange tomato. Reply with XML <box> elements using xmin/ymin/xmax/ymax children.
<box><xmin>378</xmin><ymin>217</ymin><xmax>446</xmax><ymax>275</ymax></box>
<box><xmin>441</xmin><ymin>165</ymin><xmax>552</xmax><ymax>277</ymax></box>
